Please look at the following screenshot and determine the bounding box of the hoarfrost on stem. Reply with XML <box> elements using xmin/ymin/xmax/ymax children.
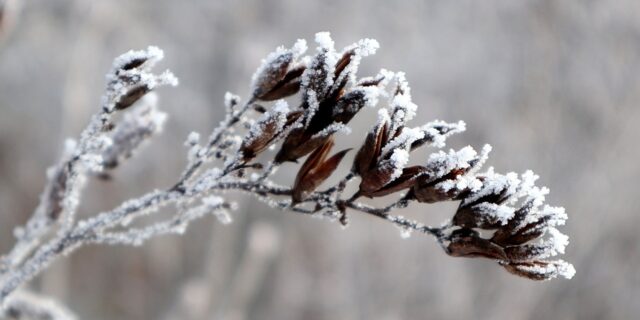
<box><xmin>0</xmin><ymin>33</ymin><xmax>575</xmax><ymax>317</ymax></box>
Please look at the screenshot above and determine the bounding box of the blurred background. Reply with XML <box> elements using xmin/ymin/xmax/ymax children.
<box><xmin>1</xmin><ymin>0</ymin><xmax>639</xmax><ymax>319</ymax></box>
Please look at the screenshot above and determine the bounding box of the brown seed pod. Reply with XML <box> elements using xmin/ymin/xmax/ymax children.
<box><xmin>292</xmin><ymin>137</ymin><xmax>350</xmax><ymax>202</ymax></box>
<box><xmin>251</xmin><ymin>51</ymin><xmax>294</xmax><ymax>100</ymax></box>
<box><xmin>114</xmin><ymin>84</ymin><xmax>150</xmax><ymax>110</ymax></box>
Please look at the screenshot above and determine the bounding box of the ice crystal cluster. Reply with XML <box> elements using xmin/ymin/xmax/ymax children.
<box><xmin>0</xmin><ymin>33</ymin><xmax>573</xmax><ymax>318</ymax></box>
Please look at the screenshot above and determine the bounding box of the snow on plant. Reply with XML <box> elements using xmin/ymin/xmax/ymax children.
<box><xmin>0</xmin><ymin>33</ymin><xmax>574</xmax><ymax>317</ymax></box>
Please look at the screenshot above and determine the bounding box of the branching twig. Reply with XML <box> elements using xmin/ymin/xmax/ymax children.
<box><xmin>0</xmin><ymin>33</ymin><xmax>575</xmax><ymax>317</ymax></box>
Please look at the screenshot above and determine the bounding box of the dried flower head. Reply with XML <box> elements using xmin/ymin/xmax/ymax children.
<box><xmin>0</xmin><ymin>33</ymin><xmax>575</xmax><ymax>316</ymax></box>
<box><xmin>251</xmin><ymin>39</ymin><xmax>308</xmax><ymax>102</ymax></box>
<box><xmin>274</xmin><ymin>33</ymin><xmax>382</xmax><ymax>163</ymax></box>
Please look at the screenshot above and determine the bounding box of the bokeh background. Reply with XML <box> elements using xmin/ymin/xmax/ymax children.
<box><xmin>1</xmin><ymin>0</ymin><xmax>639</xmax><ymax>319</ymax></box>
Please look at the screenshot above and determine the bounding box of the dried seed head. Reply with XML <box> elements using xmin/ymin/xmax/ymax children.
<box><xmin>103</xmin><ymin>46</ymin><xmax>178</xmax><ymax>113</ymax></box>
<box><xmin>231</xmin><ymin>34</ymin><xmax>573</xmax><ymax>281</ymax></box>
<box><xmin>437</xmin><ymin>167</ymin><xmax>572</xmax><ymax>279</ymax></box>
<box><xmin>251</xmin><ymin>39</ymin><xmax>307</xmax><ymax>101</ymax></box>
<box><xmin>452</xmin><ymin>170</ymin><xmax>521</xmax><ymax>228</ymax></box>
<box><xmin>239</xmin><ymin>101</ymin><xmax>294</xmax><ymax>162</ymax></box>
<box><xmin>272</xmin><ymin>35</ymin><xmax>384</xmax><ymax>165</ymax></box>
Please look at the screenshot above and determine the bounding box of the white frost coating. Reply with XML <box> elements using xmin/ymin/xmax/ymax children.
<box><xmin>78</xmin><ymin>154</ymin><xmax>104</xmax><ymax>174</ymax></box>
<box><xmin>425</xmin><ymin>146</ymin><xmax>478</xmax><ymax>180</ymax></box>
<box><xmin>250</xmin><ymin>39</ymin><xmax>307</xmax><ymax>95</ymax></box>
<box><xmin>304</xmin><ymin>90</ymin><xmax>320</xmax><ymax>126</ymax></box>
<box><xmin>185</xmin><ymin>131</ymin><xmax>200</xmax><ymax>146</ymax></box>
<box><xmin>315</xmin><ymin>32</ymin><xmax>335</xmax><ymax>51</ymax></box>
<box><xmin>291</xmin><ymin>39</ymin><xmax>308</xmax><ymax>57</ymax></box>
<box><xmin>525</xmin><ymin>205</ymin><xmax>567</xmax><ymax>227</ymax></box>
<box><xmin>380</xmin><ymin>127</ymin><xmax>425</xmax><ymax>158</ymax></box>
<box><xmin>102</xmin><ymin>47</ymin><xmax>178</xmax><ymax>113</ymax></box>
<box><xmin>377</xmin><ymin>108</ymin><xmax>391</xmax><ymax>124</ymax></box>
<box><xmin>201</xmin><ymin>195</ymin><xmax>224</xmax><ymax>208</ymax></box>
<box><xmin>272</xmin><ymin>99</ymin><xmax>290</xmax><ymax>114</ymax></box>
<box><xmin>356</xmin><ymin>38</ymin><xmax>379</xmax><ymax>56</ymax></box>
<box><xmin>243</xmin><ymin>100</ymin><xmax>289</xmax><ymax>147</ymax></box>
<box><xmin>545</xmin><ymin>227</ymin><xmax>569</xmax><ymax>256</ymax></box>
<box><xmin>100</xmin><ymin>95</ymin><xmax>168</xmax><ymax>172</ymax></box>
<box><xmin>334</xmin><ymin>38</ymin><xmax>380</xmax><ymax>88</ymax></box>
<box><xmin>353</xmin><ymin>86</ymin><xmax>384</xmax><ymax>110</ymax></box>
<box><xmin>399</xmin><ymin>227</ymin><xmax>412</xmax><ymax>239</ymax></box>
<box><xmin>471</xmin><ymin>144</ymin><xmax>492</xmax><ymax>174</ymax></box>
<box><xmin>378</xmin><ymin>68</ymin><xmax>395</xmax><ymax>87</ymax></box>
<box><xmin>414</xmin><ymin>120</ymin><xmax>467</xmax><ymax>149</ymax></box>
<box><xmin>250</xmin><ymin>48</ymin><xmax>288</xmax><ymax>88</ymax></box>
<box><xmin>515</xmin><ymin>259</ymin><xmax>575</xmax><ymax>280</ymax></box>
<box><xmin>391</xmin><ymin>93</ymin><xmax>417</xmax><ymax>122</ymax></box>
<box><xmin>109</xmin><ymin>46</ymin><xmax>164</xmax><ymax>78</ymax></box>
<box><xmin>158</xmin><ymin>70</ymin><xmax>179</xmax><ymax>87</ymax></box>
<box><xmin>224</xmin><ymin>92</ymin><xmax>240</xmax><ymax>110</ymax></box>
<box><xmin>311</xmin><ymin>122</ymin><xmax>351</xmax><ymax>139</ymax></box>
<box><xmin>462</xmin><ymin>168</ymin><xmax>521</xmax><ymax>207</ymax></box>
<box><xmin>388</xmin><ymin>149</ymin><xmax>410</xmax><ymax>181</ymax></box>
<box><xmin>314</xmin><ymin>32</ymin><xmax>338</xmax><ymax>90</ymax></box>
<box><xmin>385</xmin><ymin>72</ymin><xmax>417</xmax><ymax>133</ymax></box>
<box><xmin>3</xmin><ymin>290</ymin><xmax>78</xmax><ymax>320</ymax></box>
<box><xmin>556</xmin><ymin>260</ymin><xmax>576</xmax><ymax>279</ymax></box>
<box><xmin>362</xmin><ymin>86</ymin><xmax>383</xmax><ymax>108</ymax></box>
<box><xmin>471</xmin><ymin>202</ymin><xmax>515</xmax><ymax>225</ymax></box>
<box><xmin>437</xmin><ymin>175</ymin><xmax>483</xmax><ymax>193</ymax></box>
<box><xmin>202</xmin><ymin>196</ymin><xmax>231</xmax><ymax>224</ymax></box>
<box><xmin>63</xmin><ymin>139</ymin><xmax>77</xmax><ymax>157</ymax></box>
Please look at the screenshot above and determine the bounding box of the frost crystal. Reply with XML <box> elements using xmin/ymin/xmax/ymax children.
<box><xmin>389</xmin><ymin>149</ymin><xmax>410</xmax><ymax>181</ymax></box>
<box><xmin>185</xmin><ymin>131</ymin><xmax>200</xmax><ymax>146</ymax></box>
<box><xmin>315</xmin><ymin>32</ymin><xmax>335</xmax><ymax>51</ymax></box>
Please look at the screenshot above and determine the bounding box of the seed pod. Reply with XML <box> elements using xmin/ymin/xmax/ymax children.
<box><xmin>251</xmin><ymin>51</ymin><xmax>294</xmax><ymax>100</ymax></box>
<box><xmin>274</xmin><ymin>122</ymin><xmax>346</xmax><ymax>164</ymax></box>
<box><xmin>501</xmin><ymin>260</ymin><xmax>575</xmax><ymax>281</ymax></box>
<box><xmin>292</xmin><ymin>138</ymin><xmax>350</xmax><ymax>202</ymax></box>
<box><xmin>491</xmin><ymin>199</ymin><xmax>538</xmax><ymax>245</ymax></box>
<box><xmin>332</xmin><ymin>89</ymin><xmax>368</xmax><ymax>124</ymax></box>
<box><xmin>114</xmin><ymin>84</ymin><xmax>150</xmax><ymax>110</ymax></box>
<box><xmin>367</xmin><ymin>165</ymin><xmax>427</xmax><ymax>198</ymax></box>
<box><xmin>239</xmin><ymin>106</ymin><xmax>301</xmax><ymax>163</ymax></box>
<box><xmin>353</xmin><ymin>120</ymin><xmax>387</xmax><ymax>176</ymax></box>
<box><xmin>446</xmin><ymin>228</ymin><xmax>507</xmax><ymax>260</ymax></box>
<box><xmin>257</xmin><ymin>65</ymin><xmax>305</xmax><ymax>101</ymax></box>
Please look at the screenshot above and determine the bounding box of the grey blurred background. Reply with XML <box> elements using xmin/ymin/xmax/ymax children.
<box><xmin>1</xmin><ymin>0</ymin><xmax>638</xmax><ymax>319</ymax></box>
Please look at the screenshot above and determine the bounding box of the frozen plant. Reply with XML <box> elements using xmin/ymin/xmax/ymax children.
<box><xmin>0</xmin><ymin>33</ymin><xmax>574</xmax><ymax>315</ymax></box>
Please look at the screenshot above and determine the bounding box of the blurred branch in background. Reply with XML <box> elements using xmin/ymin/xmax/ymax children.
<box><xmin>0</xmin><ymin>0</ymin><xmax>17</xmax><ymax>43</ymax></box>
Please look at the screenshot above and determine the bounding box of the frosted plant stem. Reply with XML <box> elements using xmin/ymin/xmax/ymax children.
<box><xmin>1</xmin><ymin>34</ymin><xmax>575</xmax><ymax>315</ymax></box>
<box><xmin>0</xmin><ymin>173</ymin><xmax>445</xmax><ymax>305</ymax></box>
<box><xmin>2</xmin><ymin>289</ymin><xmax>77</xmax><ymax>320</ymax></box>
<box><xmin>173</xmin><ymin>99</ymin><xmax>255</xmax><ymax>190</ymax></box>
